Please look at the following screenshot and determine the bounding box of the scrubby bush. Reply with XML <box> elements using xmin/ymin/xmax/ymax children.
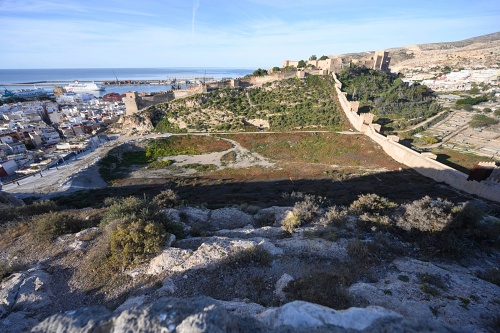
<box><xmin>0</xmin><ymin>200</ymin><xmax>59</xmax><ymax>225</ymax></box>
<box><xmin>319</xmin><ymin>205</ymin><xmax>348</xmax><ymax>227</ymax></box>
<box><xmin>223</xmin><ymin>247</ymin><xmax>272</xmax><ymax>268</ymax></box>
<box><xmin>281</xmin><ymin>195</ymin><xmax>323</xmax><ymax>233</ymax></box>
<box><xmin>396</xmin><ymin>196</ymin><xmax>458</xmax><ymax>232</ymax></box>
<box><xmin>32</xmin><ymin>211</ymin><xmax>95</xmax><ymax>242</ymax></box>
<box><xmin>101</xmin><ymin>196</ymin><xmax>157</xmax><ymax>226</ymax></box>
<box><xmin>110</xmin><ymin>219</ymin><xmax>168</xmax><ymax>268</ymax></box>
<box><xmin>292</xmin><ymin>195</ymin><xmax>322</xmax><ymax>223</ymax></box>
<box><xmin>152</xmin><ymin>189</ymin><xmax>179</xmax><ymax>208</ymax></box>
<box><xmin>95</xmin><ymin>195</ymin><xmax>184</xmax><ymax>269</ymax></box>
<box><xmin>281</xmin><ymin>212</ymin><xmax>301</xmax><ymax>234</ymax></box>
<box><xmin>349</xmin><ymin>194</ymin><xmax>397</xmax><ymax>215</ymax></box>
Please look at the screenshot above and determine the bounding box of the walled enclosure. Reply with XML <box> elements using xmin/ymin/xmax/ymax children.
<box><xmin>332</xmin><ymin>73</ymin><xmax>499</xmax><ymax>203</ymax></box>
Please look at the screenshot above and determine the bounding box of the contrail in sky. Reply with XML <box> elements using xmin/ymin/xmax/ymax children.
<box><xmin>192</xmin><ymin>0</ymin><xmax>200</xmax><ymax>42</ymax></box>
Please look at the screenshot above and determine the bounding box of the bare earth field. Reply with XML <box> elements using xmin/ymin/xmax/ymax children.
<box><xmin>42</xmin><ymin>132</ymin><xmax>479</xmax><ymax>209</ymax></box>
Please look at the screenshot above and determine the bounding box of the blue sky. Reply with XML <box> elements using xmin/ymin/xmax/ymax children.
<box><xmin>0</xmin><ymin>0</ymin><xmax>498</xmax><ymax>69</ymax></box>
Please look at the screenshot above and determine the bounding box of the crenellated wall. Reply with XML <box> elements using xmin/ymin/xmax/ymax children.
<box><xmin>332</xmin><ymin>73</ymin><xmax>500</xmax><ymax>203</ymax></box>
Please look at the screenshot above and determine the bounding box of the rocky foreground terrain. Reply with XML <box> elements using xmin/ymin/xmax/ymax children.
<box><xmin>0</xmin><ymin>193</ymin><xmax>499</xmax><ymax>332</ymax></box>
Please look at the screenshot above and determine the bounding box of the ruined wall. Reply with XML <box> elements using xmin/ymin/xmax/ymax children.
<box><xmin>332</xmin><ymin>73</ymin><xmax>500</xmax><ymax>203</ymax></box>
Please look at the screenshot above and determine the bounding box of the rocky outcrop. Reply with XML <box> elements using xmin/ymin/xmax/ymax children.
<box><xmin>147</xmin><ymin>236</ymin><xmax>281</xmax><ymax>275</ymax></box>
<box><xmin>0</xmin><ymin>268</ymin><xmax>53</xmax><ymax>333</ymax></box>
<box><xmin>31</xmin><ymin>296</ymin><xmax>461</xmax><ymax>333</ymax></box>
<box><xmin>349</xmin><ymin>258</ymin><xmax>500</xmax><ymax>332</ymax></box>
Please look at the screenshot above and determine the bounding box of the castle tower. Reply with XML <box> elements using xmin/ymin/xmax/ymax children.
<box><xmin>124</xmin><ymin>91</ymin><xmax>139</xmax><ymax>116</ymax></box>
<box><xmin>373</xmin><ymin>51</ymin><xmax>391</xmax><ymax>72</ymax></box>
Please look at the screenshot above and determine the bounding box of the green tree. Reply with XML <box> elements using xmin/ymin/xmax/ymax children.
<box><xmin>297</xmin><ymin>60</ymin><xmax>307</xmax><ymax>68</ymax></box>
<box><xmin>469</xmin><ymin>114</ymin><xmax>498</xmax><ymax>128</ymax></box>
<box><xmin>272</xmin><ymin>66</ymin><xmax>280</xmax><ymax>73</ymax></box>
<box><xmin>319</xmin><ymin>55</ymin><xmax>328</xmax><ymax>60</ymax></box>
<box><xmin>253</xmin><ymin>68</ymin><xmax>268</xmax><ymax>76</ymax></box>
<box><xmin>309</xmin><ymin>55</ymin><xmax>317</xmax><ymax>61</ymax></box>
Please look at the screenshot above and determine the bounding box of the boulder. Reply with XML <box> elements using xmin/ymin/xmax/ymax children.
<box><xmin>209</xmin><ymin>208</ymin><xmax>254</xmax><ymax>230</ymax></box>
<box><xmin>0</xmin><ymin>269</ymin><xmax>53</xmax><ymax>315</ymax></box>
<box><xmin>274</xmin><ymin>274</ymin><xmax>294</xmax><ymax>301</ymax></box>
<box><xmin>253</xmin><ymin>206</ymin><xmax>292</xmax><ymax>227</ymax></box>
<box><xmin>259</xmin><ymin>301</ymin><xmax>401</xmax><ymax>330</ymax></box>
<box><xmin>31</xmin><ymin>306</ymin><xmax>111</xmax><ymax>333</ymax></box>
<box><xmin>148</xmin><ymin>237</ymin><xmax>274</xmax><ymax>274</ymax></box>
<box><xmin>30</xmin><ymin>296</ymin><xmax>462</xmax><ymax>333</ymax></box>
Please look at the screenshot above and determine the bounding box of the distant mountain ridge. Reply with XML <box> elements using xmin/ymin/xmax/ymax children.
<box><xmin>335</xmin><ymin>31</ymin><xmax>500</xmax><ymax>73</ymax></box>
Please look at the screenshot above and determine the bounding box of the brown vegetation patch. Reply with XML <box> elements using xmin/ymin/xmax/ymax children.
<box><xmin>223</xmin><ymin>132</ymin><xmax>402</xmax><ymax>169</ymax></box>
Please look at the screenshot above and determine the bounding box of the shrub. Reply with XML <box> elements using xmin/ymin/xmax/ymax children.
<box><xmin>101</xmin><ymin>196</ymin><xmax>156</xmax><ymax>226</ymax></box>
<box><xmin>223</xmin><ymin>247</ymin><xmax>272</xmax><ymax>268</ymax></box>
<box><xmin>292</xmin><ymin>195</ymin><xmax>322</xmax><ymax>223</ymax></box>
<box><xmin>32</xmin><ymin>211</ymin><xmax>94</xmax><ymax>242</ymax></box>
<box><xmin>152</xmin><ymin>190</ymin><xmax>179</xmax><ymax>208</ymax></box>
<box><xmin>349</xmin><ymin>194</ymin><xmax>397</xmax><ymax>215</ymax></box>
<box><xmin>110</xmin><ymin>219</ymin><xmax>167</xmax><ymax>268</ymax></box>
<box><xmin>396</xmin><ymin>196</ymin><xmax>457</xmax><ymax>232</ymax></box>
<box><xmin>319</xmin><ymin>205</ymin><xmax>348</xmax><ymax>227</ymax></box>
<box><xmin>469</xmin><ymin>114</ymin><xmax>498</xmax><ymax>128</ymax></box>
<box><xmin>281</xmin><ymin>212</ymin><xmax>301</xmax><ymax>234</ymax></box>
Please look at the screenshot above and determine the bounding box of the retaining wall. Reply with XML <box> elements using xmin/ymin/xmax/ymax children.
<box><xmin>332</xmin><ymin>73</ymin><xmax>500</xmax><ymax>203</ymax></box>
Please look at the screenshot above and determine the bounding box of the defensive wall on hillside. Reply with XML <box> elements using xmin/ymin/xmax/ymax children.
<box><xmin>332</xmin><ymin>73</ymin><xmax>500</xmax><ymax>203</ymax></box>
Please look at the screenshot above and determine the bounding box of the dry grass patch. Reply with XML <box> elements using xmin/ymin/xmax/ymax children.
<box><xmin>224</xmin><ymin>132</ymin><xmax>401</xmax><ymax>169</ymax></box>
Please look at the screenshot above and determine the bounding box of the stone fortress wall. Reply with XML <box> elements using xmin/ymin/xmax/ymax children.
<box><xmin>332</xmin><ymin>73</ymin><xmax>500</xmax><ymax>203</ymax></box>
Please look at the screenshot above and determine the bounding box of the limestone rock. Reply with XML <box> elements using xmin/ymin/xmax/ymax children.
<box><xmin>209</xmin><ymin>208</ymin><xmax>254</xmax><ymax>230</ymax></box>
<box><xmin>29</xmin><ymin>296</ymin><xmax>462</xmax><ymax>333</ymax></box>
<box><xmin>0</xmin><ymin>311</ymin><xmax>38</xmax><ymax>333</ymax></box>
<box><xmin>349</xmin><ymin>258</ymin><xmax>500</xmax><ymax>332</ymax></box>
<box><xmin>253</xmin><ymin>206</ymin><xmax>292</xmax><ymax>227</ymax></box>
<box><xmin>114</xmin><ymin>296</ymin><xmax>146</xmax><ymax>313</ymax></box>
<box><xmin>274</xmin><ymin>274</ymin><xmax>294</xmax><ymax>301</ymax></box>
<box><xmin>276</xmin><ymin>237</ymin><xmax>349</xmax><ymax>261</ymax></box>
<box><xmin>259</xmin><ymin>301</ymin><xmax>401</xmax><ymax>330</ymax></box>
<box><xmin>31</xmin><ymin>306</ymin><xmax>111</xmax><ymax>333</ymax></box>
<box><xmin>216</xmin><ymin>225</ymin><xmax>283</xmax><ymax>239</ymax></box>
<box><xmin>147</xmin><ymin>247</ymin><xmax>193</xmax><ymax>275</ymax></box>
<box><xmin>148</xmin><ymin>237</ymin><xmax>272</xmax><ymax>274</ymax></box>
<box><xmin>0</xmin><ymin>269</ymin><xmax>53</xmax><ymax>316</ymax></box>
<box><xmin>215</xmin><ymin>299</ymin><xmax>266</xmax><ymax>318</ymax></box>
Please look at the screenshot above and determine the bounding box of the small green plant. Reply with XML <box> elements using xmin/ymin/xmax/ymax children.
<box><xmin>383</xmin><ymin>289</ymin><xmax>392</xmax><ymax>295</ymax></box>
<box><xmin>421</xmin><ymin>284</ymin><xmax>440</xmax><ymax>296</ymax></box>
<box><xmin>182</xmin><ymin>163</ymin><xmax>217</xmax><ymax>172</ymax></box>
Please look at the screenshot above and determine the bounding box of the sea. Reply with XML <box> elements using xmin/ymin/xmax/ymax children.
<box><xmin>0</xmin><ymin>67</ymin><xmax>254</xmax><ymax>97</ymax></box>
